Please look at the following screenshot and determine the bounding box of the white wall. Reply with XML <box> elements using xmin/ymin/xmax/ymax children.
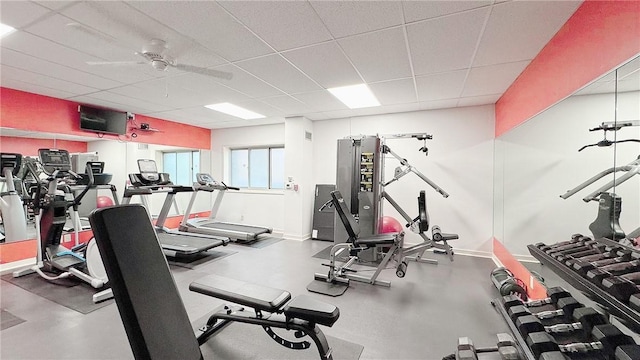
<box><xmin>497</xmin><ymin>91</ymin><xmax>640</xmax><ymax>258</ymax></box>
<box><xmin>313</xmin><ymin>105</ymin><xmax>496</xmax><ymax>255</ymax></box>
<box><xmin>210</xmin><ymin>124</ymin><xmax>286</xmax><ymax>233</ymax></box>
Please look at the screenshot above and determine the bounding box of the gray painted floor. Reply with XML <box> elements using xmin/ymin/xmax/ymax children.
<box><xmin>0</xmin><ymin>239</ymin><xmax>510</xmax><ymax>359</ymax></box>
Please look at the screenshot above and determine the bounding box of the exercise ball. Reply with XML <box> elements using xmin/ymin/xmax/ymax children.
<box><xmin>96</xmin><ymin>196</ymin><xmax>114</xmax><ymax>208</ymax></box>
<box><xmin>379</xmin><ymin>216</ymin><xmax>403</xmax><ymax>234</ymax></box>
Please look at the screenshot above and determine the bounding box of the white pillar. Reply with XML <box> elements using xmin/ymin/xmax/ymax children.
<box><xmin>283</xmin><ymin>116</ymin><xmax>314</xmax><ymax>240</ymax></box>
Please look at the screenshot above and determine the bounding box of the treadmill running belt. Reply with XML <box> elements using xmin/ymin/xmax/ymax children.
<box><xmin>157</xmin><ymin>233</ymin><xmax>225</xmax><ymax>254</ymax></box>
<box><xmin>201</xmin><ymin>223</ymin><xmax>270</xmax><ymax>235</ymax></box>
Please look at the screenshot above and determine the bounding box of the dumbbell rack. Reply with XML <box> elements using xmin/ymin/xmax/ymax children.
<box><xmin>492</xmin><ymin>299</ymin><xmax>537</xmax><ymax>360</ymax></box>
<box><xmin>528</xmin><ymin>238</ymin><xmax>640</xmax><ymax>333</ymax></box>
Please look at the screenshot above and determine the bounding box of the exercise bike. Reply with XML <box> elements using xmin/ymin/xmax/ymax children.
<box><xmin>13</xmin><ymin>149</ymin><xmax>112</xmax><ymax>303</ymax></box>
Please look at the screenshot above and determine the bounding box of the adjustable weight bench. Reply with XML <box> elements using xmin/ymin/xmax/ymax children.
<box><xmin>309</xmin><ymin>190</ymin><xmax>457</xmax><ymax>296</ymax></box>
<box><xmin>89</xmin><ymin>204</ymin><xmax>340</xmax><ymax>360</ymax></box>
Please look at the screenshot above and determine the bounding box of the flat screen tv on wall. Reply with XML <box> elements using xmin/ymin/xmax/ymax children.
<box><xmin>79</xmin><ymin>105</ymin><xmax>128</xmax><ymax>136</ymax></box>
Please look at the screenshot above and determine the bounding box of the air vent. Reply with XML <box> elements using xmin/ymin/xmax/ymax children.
<box><xmin>305</xmin><ymin>131</ymin><xmax>312</xmax><ymax>141</ymax></box>
<box><xmin>137</xmin><ymin>143</ymin><xmax>149</xmax><ymax>150</ymax></box>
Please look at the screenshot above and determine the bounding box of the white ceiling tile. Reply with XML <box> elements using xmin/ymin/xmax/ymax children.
<box><xmin>416</xmin><ymin>70</ymin><xmax>467</xmax><ymax>101</ymax></box>
<box><xmin>310</xmin><ymin>1</ymin><xmax>403</xmax><ymax>38</ymax></box>
<box><xmin>1</xmin><ymin>65</ymin><xmax>99</xmax><ymax>95</ymax></box>
<box><xmin>419</xmin><ymin>99</ymin><xmax>460</xmax><ymax>110</ymax></box>
<box><xmin>457</xmin><ymin>94</ymin><xmax>501</xmax><ymax>107</ymax></box>
<box><xmin>211</xmin><ymin>64</ymin><xmax>284</xmax><ymax>98</ymax></box>
<box><xmin>126</xmin><ymin>1</ymin><xmax>273</xmax><ymax>61</ymax></box>
<box><xmin>473</xmin><ymin>1</ymin><xmax>581</xmax><ymax>66</ymax></box>
<box><xmin>369</xmin><ymin>79</ymin><xmax>417</xmax><ymax>105</ymax></box>
<box><xmin>283</xmin><ymin>42</ymin><xmax>362</xmax><ymax>88</ymax></box>
<box><xmin>91</xmin><ymin>91</ymin><xmax>174</xmax><ymax>113</ymax></box>
<box><xmin>339</xmin><ymin>27</ymin><xmax>412</xmax><ymax>83</ymax></box>
<box><xmin>1</xmin><ymin>48</ymin><xmax>122</xmax><ymax>90</ymax></box>
<box><xmin>0</xmin><ymin>1</ymin><xmax>50</xmax><ymax>28</ymax></box>
<box><xmin>1</xmin><ymin>31</ymin><xmax>156</xmax><ymax>83</ymax></box>
<box><xmin>25</xmin><ymin>13</ymin><xmax>141</xmax><ymax>62</ymax></box>
<box><xmin>293</xmin><ymin>91</ymin><xmax>349</xmax><ymax>112</ymax></box>
<box><xmin>402</xmin><ymin>1</ymin><xmax>492</xmax><ymax>23</ymax></box>
<box><xmin>377</xmin><ymin>103</ymin><xmax>423</xmax><ymax>114</ymax></box>
<box><xmin>407</xmin><ymin>7</ymin><xmax>489</xmax><ymax>75</ymax></box>
<box><xmin>219</xmin><ymin>1</ymin><xmax>331</xmax><ymax>51</ymax></box>
<box><xmin>236</xmin><ymin>54</ymin><xmax>322</xmax><ymax>94</ymax></box>
<box><xmin>234</xmin><ymin>99</ymin><xmax>284</xmax><ymax>118</ymax></box>
<box><xmin>1</xmin><ymin>79</ymin><xmax>77</xmax><ymax>100</ymax></box>
<box><xmin>68</xmin><ymin>95</ymin><xmax>132</xmax><ymax>111</ymax></box>
<box><xmin>321</xmin><ymin>109</ymin><xmax>355</xmax><ymax>120</ymax></box>
<box><xmin>110</xmin><ymin>81</ymin><xmax>205</xmax><ymax>109</ymax></box>
<box><xmin>165</xmin><ymin>73</ymin><xmax>252</xmax><ymax>104</ymax></box>
<box><xmin>259</xmin><ymin>95</ymin><xmax>313</xmax><ymax>115</ymax></box>
<box><xmin>305</xmin><ymin>112</ymin><xmax>330</xmax><ymax>121</ymax></box>
<box><xmin>33</xmin><ymin>1</ymin><xmax>76</xmax><ymax>11</ymax></box>
<box><xmin>462</xmin><ymin>60</ymin><xmax>529</xmax><ymax>97</ymax></box>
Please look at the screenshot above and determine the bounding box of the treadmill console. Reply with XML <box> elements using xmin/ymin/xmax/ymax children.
<box><xmin>38</xmin><ymin>149</ymin><xmax>71</xmax><ymax>174</ymax></box>
<box><xmin>0</xmin><ymin>153</ymin><xmax>22</xmax><ymax>177</ymax></box>
<box><xmin>196</xmin><ymin>173</ymin><xmax>221</xmax><ymax>186</ymax></box>
<box><xmin>137</xmin><ymin>159</ymin><xmax>160</xmax><ymax>182</ymax></box>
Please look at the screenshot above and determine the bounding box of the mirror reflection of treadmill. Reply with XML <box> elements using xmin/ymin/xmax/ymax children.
<box><xmin>122</xmin><ymin>160</ymin><xmax>229</xmax><ymax>257</ymax></box>
<box><xmin>179</xmin><ymin>173</ymin><xmax>272</xmax><ymax>243</ymax></box>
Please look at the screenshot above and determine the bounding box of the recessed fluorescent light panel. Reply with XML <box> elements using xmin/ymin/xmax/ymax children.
<box><xmin>205</xmin><ymin>103</ymin><xmax>265</xmax><ymax>120</ymax></box>
<box><xmin>328</xmin><ymin>84</ymin><xmax>380</xmax><ymax>109</ymax></box>
<box><xmin>0</xmin><ymin>23</ymin><xmax>16</xmax><ymax>38</ymax></box>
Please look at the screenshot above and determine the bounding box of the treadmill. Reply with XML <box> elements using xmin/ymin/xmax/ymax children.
<box><xmin>179</xmin><ymin>173</ymin><xmax>272</xmax><ymax>242</ymax></box>
<box><xmin>122</xmin><ymin>160</ymin><xmax>229</xmax><ymax>257</ymax></box>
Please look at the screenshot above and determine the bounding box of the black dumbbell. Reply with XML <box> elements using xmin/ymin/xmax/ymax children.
<box><xmin>535</xmin><ymin>234</ymin><xmax>590</xmax><ymax>251</ymax></box>
<box><xmin>569</xmin><ymin>248</ymin><xmax>632</xmax><ymax>271</ymax></box>
<box><xmin>587</xmin><ymin>260</ymin><xmax>640</xmax><ymax>286</ymax></box>
<box><xmin>601</xmin><ymin>273</ymin><xmax>640</xmax><ymax>302</ymax></box>
<box><xmin>508</xmin><ymin>297</ymin><xmax>583</xmax><ymax>323</ymax></box>
<box><xmin>515</xmin><ymin>307</ymin><xmax>608</xmax><ymax>341</ymax></box>
<box><xmin>573</xmin><ymin>251</ymin><xmax>637</xmax><ymax>276</ymax></box>
<box><xmin>546</xmin><ymin>242</ymin><xmax>599</xmax><ymax>260</ymax></box>
<box><xmin>555</xmin><ymin>243</ymin><xmax>607</xmax><ymax>263</ymax></box>
<box><xmin>502</xmin><ymin>287</ymin><xmax>570</xmax><ymax>310</ymax></box>
<box><xmin>526</xmin><ymin>324</ymin><xmax>635</xmax><ymax>360</ymax></box>
<box><xmin>615</xmin><ymin>344</ymin><xmax>640</xmax><ymax>360</ymax></box>
<box><xmin>545</xmin><ymin>240</ymin><xmax>597</xmax><ymax>255</ymax></box>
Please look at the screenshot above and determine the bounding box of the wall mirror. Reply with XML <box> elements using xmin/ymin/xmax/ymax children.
<box><xmin>0</xmin><ymin>128</ymin><xmax>210</xmax><ymax>255</ymax></box>
<box><xmin>494</xmin><ymin>54</ymin><xmax>640</xmax><ymax>259</ymax></box>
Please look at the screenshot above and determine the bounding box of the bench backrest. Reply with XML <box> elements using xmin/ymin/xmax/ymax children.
<box><xmin>89</xmin><ymin>204</ymin><xmax>203</xmax><ymax>360</ymax></box>
<box><xmin>418</xmin><ymin>190</ymin><xmax>429</xmax><ymax>233</ymax></box>
<box><xmin>330</xmin><ymin>190</ymin><xmax>360</xmax><ymax>242</ymax></box>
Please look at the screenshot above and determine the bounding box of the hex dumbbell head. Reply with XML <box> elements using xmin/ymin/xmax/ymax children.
<box><xmin>591</xmin><ymin>324</ymin><xmax>635</xmax><ymax>358</ymax></box>
<box><xmin>572</xmin><ymin>307</ymin><xmax>608</xmax><ymax>338</ymax></box>
<box><xmin>615</xmin><ymin>344</ymin><xmax>640</xmax><ymax>360</ymax></box>
<box><xmin>526</xmin><ymin>331</ymin><xmax>559</xmax><ymax>359</ymax></box>
<box><xmin>601</xmin><ymin>277</ymin><xmax>640</xmax><ymax>302</ymax></box>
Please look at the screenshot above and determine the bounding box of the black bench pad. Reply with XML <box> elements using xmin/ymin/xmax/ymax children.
<box><xmin>355</xmin><ymin>233</ymin><xmax>398</xmax><ymax>247</ymax></box>
<box><xmin>284</xmin><ymin>295</ymin><xmax>340</xmax><ymax>327</ymax></box>
<box><xmin>189</xmin><ymin>274</ymin><xmax>291</xmax><ymax>313</ymax></box>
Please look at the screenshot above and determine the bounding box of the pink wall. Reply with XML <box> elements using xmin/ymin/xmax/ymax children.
<box><xmin>1</xmin><ymin>87</ymin><xmax>212</xmax><ymax>150</ymax></box>
<box><xmin>495</xmin><ymin>0</ymin><xmax>640</xmax><ymax>137</ymax></box>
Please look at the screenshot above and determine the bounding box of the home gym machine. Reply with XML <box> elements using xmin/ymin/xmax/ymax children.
<box><xmin>309</xmin><ymin>134</ymin><xmax>457</xmax><ymax>295</ymax></box>
<box><xmin>12</xmin><ymin>149</ymin><xmax>112</xmax><ymax>303</ymax></box>
<box><xmin>561</xmin><ymin>121</ymin><xmax>640</xmax><ymax>242</ymax></box>
<box><xmin>90</xmin><ymin>204</ymin><xmax>340</xmax><ymax>360</ymax></box>
<box><xmin>179</xmin><ymin>173</ymin><xmax>273</xmax><ymax>242</ymax></box>
<box><xmin>123</xmin><ymin>159</ymin><xmax>229</xmax><ymax>258</ymax></box>
<box><xmin>0</xmin><ymin>153</ymin><xmax>28</xmax><ymax>243</ymax></box>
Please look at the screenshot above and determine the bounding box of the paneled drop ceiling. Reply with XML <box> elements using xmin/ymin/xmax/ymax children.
<box><xmin>0</xmin><ymin>1</ymin><xmax>582</xmax><ymax>129</ymax></box>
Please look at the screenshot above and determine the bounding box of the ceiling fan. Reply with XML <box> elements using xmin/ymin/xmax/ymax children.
<box><xmin>85</xmin><ymin>39</ymin><xmax>233</xmax><ymax>80</ymax></box>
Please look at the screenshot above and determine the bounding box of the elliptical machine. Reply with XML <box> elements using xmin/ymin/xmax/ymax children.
<box><xmin>0</xmin><ymin>153</ymin><xmax>29</xmax><ymax>242</ymax></box>
<box><xmin>13</xmin><ymin>149</ymin><xmax>111</xmax><ymax>302</ymax></box>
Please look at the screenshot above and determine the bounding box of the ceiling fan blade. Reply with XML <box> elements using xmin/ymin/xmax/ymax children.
<box><xmin>172</xmin><ymin>63</ymin><xmax>233</xmax><ymax>80</ymax></box>
<box><xmin>86</xmin><ymin>61</ymin><xmax>147</xmax><ymax>66</ymax></box>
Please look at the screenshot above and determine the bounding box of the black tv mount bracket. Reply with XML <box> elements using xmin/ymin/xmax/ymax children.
<box><xmin>578</xmin><ymin>120</ymin><xmax>640</xmax><ymax>152</ymax></box>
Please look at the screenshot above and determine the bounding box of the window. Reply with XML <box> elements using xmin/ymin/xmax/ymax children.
<box><xmin>230</xmin><ymin>146</ymin><xmax>284</xmax><ymax>189</ymax></box>
<box><xmin>162</xmin><ymin>150</ymin><xmax>200</xmax><ymax>186</ymax></box>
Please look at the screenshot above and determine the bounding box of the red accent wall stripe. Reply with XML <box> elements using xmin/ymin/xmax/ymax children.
<box><xmin>495</xmin><ymin>0</ymin><xmax>640</xmax><ymax>137</ymax></box>
<box><xmin>493</xmin><ymin>238</ymin><xmax>548</xmax><ymax>300</ymax></box>
<box><xmin>0</xmin><ymin>136</ymin><xmax>87</xmax><ymax>156</ymax></box>
<box><xmin>0</xmin><ymin>87</ymin><xmax>212</xmax><ymax>150</ymax></box>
